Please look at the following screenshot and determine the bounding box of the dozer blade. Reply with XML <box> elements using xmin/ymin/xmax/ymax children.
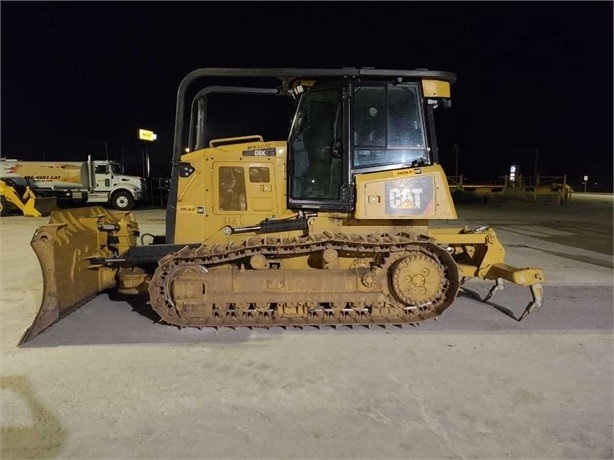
<box><xmin>19</xmin><ymin>206</ymin><xmax>138</xmax><ymax>345</ymax></box>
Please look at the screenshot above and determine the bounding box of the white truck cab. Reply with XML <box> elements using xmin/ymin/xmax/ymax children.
<box><xmin>89</xmin><ymin>160</ymin><xmax>146</xmax><ymax>209</ymax></box>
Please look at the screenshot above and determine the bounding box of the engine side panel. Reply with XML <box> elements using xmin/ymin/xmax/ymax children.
<box><xmin>173</xmin><ymin>141</ymin><xmax>293</xmax><ymax>245</ymax></box>
<box><xmin>354</xmin><ymin>164</ymin><xmax>457</xmax><ymax>220</ymax></box>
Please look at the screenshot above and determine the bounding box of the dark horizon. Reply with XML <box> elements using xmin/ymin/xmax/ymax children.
<box><xmin>2</xmin><ymin>1</ymin><xmax>612</xmax><ymax>191</ymax></box>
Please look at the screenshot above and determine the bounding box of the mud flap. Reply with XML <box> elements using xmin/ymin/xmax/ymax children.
<box><xmin>19</xmin><ymin>206</ymin><xmax>138</xmax><ymax>345</ymax></box>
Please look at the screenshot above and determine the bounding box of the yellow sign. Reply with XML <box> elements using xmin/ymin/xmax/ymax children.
<box><xmin>178</xmin><ymin>205</ymin><xmax>197</xmax><ymax>213</ymax></box>
<box><xmin>393</xmin><ymin>169</ymin><xmax>416</xmax><ymax>177</ymax></box>
<box><xmin>138</xmin><ymin>129</ymin><xmax>157</xmax><ymax>141</ymax></box>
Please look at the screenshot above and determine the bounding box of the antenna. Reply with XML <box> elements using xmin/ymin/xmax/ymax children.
<box><xmin>104</xmin><ymin>141</ymin><xmax>112</xmax><ymax>176</ymax></box>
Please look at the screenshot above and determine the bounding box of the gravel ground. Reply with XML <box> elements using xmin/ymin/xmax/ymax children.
<box><xmin>1</xmin><ymin>193</ymin><xmax>612</xmax><ymax>459</ymax></box>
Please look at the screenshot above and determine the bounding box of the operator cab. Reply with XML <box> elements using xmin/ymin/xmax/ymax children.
<box><xmin>166</xmin><ymin>68</ymin><xmax>454</xmax><ymax>243</ymax></box>
<box><xmin>287</xmin><ymin>79</ymin><xmax>441</xmax><ymax>212</ymax></box>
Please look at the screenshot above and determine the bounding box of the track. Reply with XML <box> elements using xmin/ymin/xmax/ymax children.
<box><xmin>148</xmin><ymin>232</ymin><xmax>461</xmax><ymax>329</ymax></box>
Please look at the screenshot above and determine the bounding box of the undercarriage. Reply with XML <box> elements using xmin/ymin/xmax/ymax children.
<box><xmin>148</xmin><ymin>232</ymin><xmax>461</xmax><ymax>328</ymax></box>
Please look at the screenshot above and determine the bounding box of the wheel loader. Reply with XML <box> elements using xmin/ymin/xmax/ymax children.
<box><xmin>20</xmin><ymin>68</ymin><xmax>545</xmax><ymax>345</ymax></box>
<box><xmin>0</xmin><ymin>178</ymin><xmax>58</xmax><ymax>217</ymax></box>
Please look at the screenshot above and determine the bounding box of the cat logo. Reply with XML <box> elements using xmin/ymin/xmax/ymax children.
<box><xmin>389</xmin><ymin>188</ymin><xmax>423</xmax><ymax>209</ymax></box>
<box><xmin>385</xmin><ymin>175</ymin><xmax>435</xmax><ymax>216</ymax></box>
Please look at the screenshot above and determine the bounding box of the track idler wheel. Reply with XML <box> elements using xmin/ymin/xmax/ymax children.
<box><xmin>153</xmin><ymin>263</ymin><xmax>212</xmax><ymax>327</ymax></box>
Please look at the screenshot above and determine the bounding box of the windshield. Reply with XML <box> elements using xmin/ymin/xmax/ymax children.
<box><xmin>110</xmin><ymin>163</ymin><xmax>122</xmax><ymax>174</ymax></box>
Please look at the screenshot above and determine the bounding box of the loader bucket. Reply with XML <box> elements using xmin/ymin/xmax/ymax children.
<box><xmin>24</xmin><ymin>196</ymin><xmax>59</xmax><ymax>217</ymax></box>
<box><xmin>19</xmin><ymin>206</ymin><xmax>139</xmax><ymax>345</ymax></box>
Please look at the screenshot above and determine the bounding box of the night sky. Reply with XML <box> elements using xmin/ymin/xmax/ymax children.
<box><xmin>2</xmin><ymin>1</ymin><xmax>612</xmax><ymax>191</ymax></box>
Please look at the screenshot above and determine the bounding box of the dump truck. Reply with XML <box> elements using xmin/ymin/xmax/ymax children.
<box><xmin>20</xmin><ymin>68</ymin><xmax>545</xmax><ymax>344</ymax></box>
<box><xmin>0</xmin><ymin>157</ymin><xmax>147</xmax><ymax>210</ymax></box>
<box><xmin>0</xmin><ymin>178</ymin><xmax>58</xmax><ymax>217</ymax></box>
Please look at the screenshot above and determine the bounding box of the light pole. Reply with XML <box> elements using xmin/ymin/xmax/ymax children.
<box><xmin>454</xmin><ymin>144</ymin><xmax>459</xmax><ymax>179</ymax></box>
<box><xmin>138</xmin><ymin>129</ymin><xmax>157</xmax><ymax>206</ymax></box>
<box><xmin>512</xmin><ymin>147</ymin><xmax>540</xmax><ymax>181</ymax></box>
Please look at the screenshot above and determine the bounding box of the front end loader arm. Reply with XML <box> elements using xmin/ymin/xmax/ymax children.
<box><xmin>0</xmin><ymin>180</ymin><xmax>58</xmax><ymax>217</ymax></box>
<box><xmin>19</xmin><ymin>206</ymin><xmax>139</xmax><ymax>345</ymax></box>
<box><xmin>22</xmin><ymin>186</ymin><xmax>59</xmax><ymax>217</ymax></box>
<box><xmin>428</xmin><ymin>226</ymin><xmax>545</xmax><ymax>320</ymax></box>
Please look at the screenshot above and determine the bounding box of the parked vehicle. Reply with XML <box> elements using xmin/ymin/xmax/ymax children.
<box><xmin>21</xmin><ymin>67</ymin><xmax>545</xmax><ymax>344</ymax></box>
<box><xmin>0</xmin><ymin>156</ymin><xmax>146</xmax><ymax>210</ymax></box>
<box><xmin>0</xmin><ymin>178</ymin><xmax>58</xmax><ymax>217</ymax></box>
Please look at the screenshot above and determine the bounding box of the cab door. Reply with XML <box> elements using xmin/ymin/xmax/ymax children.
<box><xmin>287</xmin><ymin>85</ymin><xmax>351</xmax><ymax>211</ymax></box>
<box><xmin>93</xmin><ymin>162</ymin><xmax>112</xmax><ymax>191</ymax></box>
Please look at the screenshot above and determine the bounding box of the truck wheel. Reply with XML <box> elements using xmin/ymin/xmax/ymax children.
<box><xmin>111</xmin><ymin>191</ymin><xmax>134</xmax><ymax>210</ymax></box>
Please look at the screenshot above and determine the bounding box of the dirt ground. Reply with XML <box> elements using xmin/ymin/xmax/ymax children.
<box><xmin>1</xmin><ymin>193</ymin><xmax>612</xmax><ymax>459</ymax></box>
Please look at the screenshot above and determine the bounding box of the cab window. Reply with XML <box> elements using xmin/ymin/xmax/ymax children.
<box><xmin>219</xmin><ymin>166</ymin><xmax>247</xmax><ymax>211</ymax></box>
<box><xmin>288</xmin><ymin>87</ymin><xmax>343</xmax><ymax>201</ymax></box>
<box><xmin>352</xmin><ymin>83</ymin><xmax>428</xmax><ymax>169</ymax></box>
<box><xmin>249</xmin><ymin>166</ymin><xmax>270</xmax><ymax>183</ymax></box>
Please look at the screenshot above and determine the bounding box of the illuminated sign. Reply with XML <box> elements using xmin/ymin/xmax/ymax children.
<box><xmin>509</xmin><ymin>164</ymin><xmax>518</xmax><ymax>182</ymax></box>
<box><xmin>138</xmin><ymin>129</ymin><xmax>157</xmax><ymax>141</ymax></box>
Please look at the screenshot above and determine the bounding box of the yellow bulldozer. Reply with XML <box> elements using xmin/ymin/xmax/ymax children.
<box><xmin>0</xmin><ymin>178</ymin><xmax>58</xmax><ymax>217</ymax></box>
<box><xmin>20</xmin><ymin>68</ymin><xmax>545</xmax><ymax>345</ymax></box>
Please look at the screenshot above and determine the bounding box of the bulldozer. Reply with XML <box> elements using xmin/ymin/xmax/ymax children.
<box><xmin>20</xmin><ymin>68</ymin><xmax>545</xmax><ymax>345</ymax></box>
<box><xmin>0</xmin><ymin>178</ymin><xmax>58</xmax><ymax>217</ymax></box>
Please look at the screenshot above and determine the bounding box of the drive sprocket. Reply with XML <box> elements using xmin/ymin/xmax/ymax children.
<box><xmin>390</xmin><ymin>252</ymin><xmax>445</xmax><ymax>305</ymax></box>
